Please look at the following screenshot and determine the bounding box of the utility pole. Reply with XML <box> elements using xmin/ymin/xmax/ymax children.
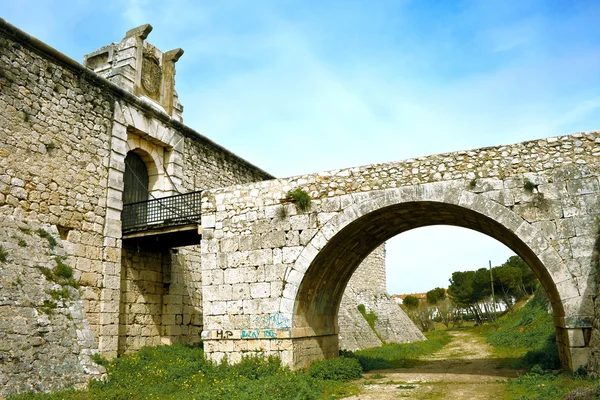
<box><xmin>489</xmin><ymin>260</ymin><xmax>496</xmax><ymax>321</ymax></box>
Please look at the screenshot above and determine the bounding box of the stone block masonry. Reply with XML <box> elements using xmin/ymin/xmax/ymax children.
<box><xmin>338</xmin><ymin>245</ymin><xmax>425</xmax><ymax>350</ymax></box>
<box><xmin>0</xmin><ymin>18</ymin><xmax>419</xmax><ymax>393</ymax></box>
<box><xmin>0</xmin><ymin>18</ymin><xmax>272</xmax><ymax>393</ymax></box>
<box><xmin>200</xmin><ymin>131</ymin><xmax>600</xmax><ymax>371</ymax></box>
<box><xmin>0</xmin><ymin>216</ymin><xmax>105</xmax><ymax>397</ymax></box>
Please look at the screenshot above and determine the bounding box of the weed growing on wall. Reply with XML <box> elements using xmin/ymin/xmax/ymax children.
<box><xmin>36</xmin><ymin>228</ymin><xmax>57</xmax><ymax>247</ymax></box>
<box><xmin>0</xmin><ymin>245</ymin><xmax>8</xmax><ymax>262</ymax></box>
<box><xmin>46</xmin><ymin>288</ymin><xmax>71</xmax><ymax>301</ymax></box>
<box><xmin>37</xmin><ymin>257</ymin><xmax>78</xmax><ymax>288</ymax></box>
<box><xmin>39</xmin><ymin>300</ymin><xmax>57</xmax><ymax>315</ymax></box>
<box><xmin>286</xmin><ymin>188</ymin><xmax>312</xmax><ymax>212</ymax></box>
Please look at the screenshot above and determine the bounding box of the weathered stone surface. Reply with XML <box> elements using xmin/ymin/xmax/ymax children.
<box><xmin>338</xmin><ymin>246</ymin><xmax>425</xmax><ymax>351</ymax></box>
<box><xmin>200</xmin><ymin>134</ymin><xmax>600</xmax><ymax>371</ymax></box>
<box><xmin>0</xmin><ymin>216</ymin><xmax>105</xmax><ymax>397</ymax></box>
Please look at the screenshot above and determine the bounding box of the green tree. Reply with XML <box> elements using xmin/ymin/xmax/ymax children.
<box><xmin>448</xmin><ymin>270</ymin><xmax>489</xmax><ymax>325</ymax></box>
<box><xmin>503</xmin><ymin>256</ymin><xmax>536</xmax><ymax>296</ymax></box>
<box><xmin>426</xmin><ymin>287</ymin><xmax>446</xmax><ymax>305</ymax></box>
<box><xmin>493</xmin><ymin>264</ymin><xmax>522</xmax><ymax>310</ymax></box>
<box><xmin>403</xmin><ymin>295</ymin><xmax>420</xmax><ymax>309</ymax></box>
<box><xmin>426</xmin><ymin>287</ymin><xmax>454</xmax><ymax>328</ymax></box>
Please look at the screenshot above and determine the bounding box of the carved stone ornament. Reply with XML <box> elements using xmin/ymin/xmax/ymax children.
<box><xmin>141</xmin><ymin>51</ymin><xmax>162</xmax><ymax>97</ymax></box>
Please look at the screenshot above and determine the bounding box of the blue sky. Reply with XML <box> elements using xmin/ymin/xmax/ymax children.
<box><xmin>4</xmin><ymin>1</ymin><xmax>599</xmax><ymax>293</ymax></box>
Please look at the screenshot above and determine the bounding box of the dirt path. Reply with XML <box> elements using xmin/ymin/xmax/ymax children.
<box><xmin>345</xmin><ymin>330</ymin><xmax>523</xmax><ymax>399</ymax></box>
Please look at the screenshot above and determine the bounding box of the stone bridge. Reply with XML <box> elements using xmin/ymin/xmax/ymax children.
<box><xmin>199</xmin><ymin>131</ymin><xmax>600</xmax><ymax>371</ymax></box>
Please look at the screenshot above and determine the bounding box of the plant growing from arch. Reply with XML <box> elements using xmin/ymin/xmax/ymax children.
<box><xmin>285</xmin><ymin>188</ymin><xmax>312</xmax><ymax>212</ymax></box>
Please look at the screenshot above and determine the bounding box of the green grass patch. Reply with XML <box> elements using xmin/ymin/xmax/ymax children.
<box><xmin>37</xmin><ymin>257</ymin><xmax>78</xmax><ymax>288</ymax></box>
<box><xmin>9</xmin><ymin>345</ymin><xmax>359</xmax><ymax>400</ymax></box>
<box><xmin>36</xmin><ymin>228</ymin><xmax>57</xmax><ymax>247</ymax></box>
<box><xmin>38</xmin><ymin>300</ymin><xmax>57</xmax><ymax>315</ymax></box>
<box><xmin>503</xmin><ymin>367</ymin><xmax>600</xmax><ymax>400</ymax></box>
<box><xmin>477</xmin><ymin>289</ymin><xmax>559</xmax><ymax>370</ymax></box>
<box><xmin>342</xmin><ymin>330</ymin><xmax>451</xmax><ymax>371</ymax></box>
<box><xmin>0</xmin><ymin>245</ymin><xmax>8</xmax><ymax>262</ymax></box>
<box><xmin>308</xmin><ymin>356</ymin><xmax>363</xmax><ymax>381</ymax></box>
<box><xmin>357</xmin><ymin>304</ymin><xmax>378</xmax><ymax>331</ymax></box>
<box><xmin>46</xmin><ymin>288</ymin><xmax>70</xmax><ymax>301</ymax></box>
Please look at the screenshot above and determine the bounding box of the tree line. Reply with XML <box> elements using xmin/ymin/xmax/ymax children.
<box><xmin>402</xmin><ymin>255</ymin><xmax>539</xmax><ymax>331</ymax></box>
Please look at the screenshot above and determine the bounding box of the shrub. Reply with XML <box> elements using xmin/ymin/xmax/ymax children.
<box><xmin>286</xmin><ymin>189</ymin><xmax>311</xmax><ymax>212</ymax></box>
<box><xmin>524</xmin><ymin>179</ymin><xmax>539</xmax><ymax>192</ymax></box>
<box><xmin>402</xmin><ymin>295</ymin><xmax>420</xmax><ymax>309</ymax></box>
<box><xmin>308</xmin><ymin>356</ymin><xmax>363</xmax><ymax>381</ymax></box>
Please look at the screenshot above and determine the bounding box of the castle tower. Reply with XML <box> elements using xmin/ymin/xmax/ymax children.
<box><xmin>83</xmin><ymin>24</ymin><xmax>184</xmax><ymax>122</ymax></box>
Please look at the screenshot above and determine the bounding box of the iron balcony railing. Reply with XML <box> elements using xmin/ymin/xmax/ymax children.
<box><xmin>122</xmin><ymin>191</ymin><xmax>203</xmax><ymax>231</ymax></box>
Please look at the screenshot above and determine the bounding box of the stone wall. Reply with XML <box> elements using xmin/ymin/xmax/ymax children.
<box><xmin>0</xmin><ymin>23</ymin><xmax>116</xmax><ymax>349</ymax></box>
<box><xmin>338</xmin><ymin>245</ymin><xmax>425</xmax><ymax>351</ymax></box>
<box><xmin>0</xmin><ymin>19</ymin><xmax>274</xmax><ymax>391</ymax></box>
<box><xmin>0</xmin><ymin>216</ymin><xmax>104</xmax><ymax>397</ymax></box>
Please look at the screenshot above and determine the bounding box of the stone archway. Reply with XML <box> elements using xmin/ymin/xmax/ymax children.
<box><xmin>286</xmin><ymin>184</ymin><xmax>585</xmax><ymax>370</ymax></box>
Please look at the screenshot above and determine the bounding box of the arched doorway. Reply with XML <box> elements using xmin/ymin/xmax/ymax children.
<box><xmin>123</xmin><ymin>151</ymin><xmax>149</xmax><ymax>205</ymax></box>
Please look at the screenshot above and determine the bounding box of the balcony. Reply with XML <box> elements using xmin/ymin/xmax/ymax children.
<box><xmin>121</xmin><ymin>191</ymin><xmax>203</xmax><ymax>249</ymax></box>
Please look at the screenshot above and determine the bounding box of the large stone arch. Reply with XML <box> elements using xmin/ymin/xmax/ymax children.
<box><xmin>285</xmin><ymin>182</ymin><xmax>586</xmax><ymax>370</ymax></box>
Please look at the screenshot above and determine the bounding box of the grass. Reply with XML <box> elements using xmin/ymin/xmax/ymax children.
<box><xmin>38</xmin><ymin>257</ymin><xmax>78</xmax><ymax>288</ymax></box>
<box><xmin>476</xmin><ymin>289</ymin><xmax>559</xmax><ymax>369</ymax></box>
<box><xmin>36</xmin><ymin>228</ymin><xmax>57</xmax><ymax>247</ymax></box>
<box><xmin>38</xmin><ymin>300</ymin><xmax>57</xmax><ymax>315</ymax></box>
<box><xmin>357</xmin><ymin>304</ymin><xmax>379</xmax><ymax>334</ymax></box>
<box><xmin>502</xmin><ymin>367</ymin><xmax>600</xmax><ymax>400</ymax></box>
<box><xmin>0</xmin><ymin>245</ymin><xmax>7</xmax><ymax>262</ymax></box>
<box><xmin>342</xmin><ymin>330</ymin><xmax>451</xmax><ymax>371</ymax></box>
<box><xmin>286</xmin><ymin>188</ymin><xmax>312</xmax><ymax>212</ymax></box>
<box><xmin>477</xmin><ymin>287</ymin><xmax>600</xmax><ymax>399</ymax></box>
<box><xmin>9</xmin><ymin>346</ymin><xmax>360</xmax><ymax>400</ymax></box>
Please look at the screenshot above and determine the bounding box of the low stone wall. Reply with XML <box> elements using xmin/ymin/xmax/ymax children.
<box><xmin>0</xmin><ymin>216</ymin><xmax>104</xmax><ymax>397</ymax></box>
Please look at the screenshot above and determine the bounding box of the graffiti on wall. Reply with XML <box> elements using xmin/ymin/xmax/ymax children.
<box><xmin>240</xmin><ymin>312</ymin><xmax>291</xmax><ymax>339</ymax></box>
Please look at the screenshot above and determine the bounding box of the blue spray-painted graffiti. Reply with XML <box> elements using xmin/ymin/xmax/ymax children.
<box><xmin>241</xmin><ymin>329</ymin><xmax>278</xmax><ymax>339</ymax></box>
<box><xmin>241</xmin><ymin>330</ymin><xmax>260</xmax><ymax>339</ymax></box>
<box><xmin>252</xmin><ymin>312</ymin><xmax>290</xmax><ymax>329</ymax></box>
